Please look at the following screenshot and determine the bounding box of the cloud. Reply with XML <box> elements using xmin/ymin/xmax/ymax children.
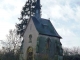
<box><xmin>0</xmin><ymin>0</ymin><xmax>27</xmax><ymax>40</ymax></box>
<box><xmin>0</xmin><ymin>21</ymin><xmax>15</xmax><ymax>40</ymax></box>
<box><xmin>56</xmin><ymin>27</ymin><xmax>80</xmax><ymax>47</ymax></box>
<box><xmin>41</xmin><ymin>0</ymin><xmax>80</xmax><ymax>47</ymax></box>
<box><xmin>0</xmin><ymin>0</ymin><xmax>80</xmax><ymax>48</ymax></box>
<box><xmin>0</xmin><ymin>0</ymin><xmax>27</xmax><ymax>22</ymax></box>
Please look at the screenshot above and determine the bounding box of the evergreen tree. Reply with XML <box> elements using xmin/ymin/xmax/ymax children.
<box><xmin>16</xmin><ymin>0</ymin><xmax>41</xmax><ymax>37</ymax></box>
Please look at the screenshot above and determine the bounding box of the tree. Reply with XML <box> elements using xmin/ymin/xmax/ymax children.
<box><xmin>63</xmin><ymin>47</ymin><xmax>70</xmax><ymax>56</ymax></box>
<box><xmin>0</xmin><ymin>29</ymin><xmax>22</xmax><ymax>60</ymax></box>
<box><xmin>5</xmin><ymin>29</ymin><xmax>22</xmax><ymax>52</ymax></box>
<box><xmin>63</xmin><ymin>47</ymin><xmax>80</xmax><ymax>60</ymax></box>
<box><xmin>16</xmin><ymin>0</ymin><xmax>41</xmax><ymax>37</ymax></box>
<box><xmin>63</xmin><ymin>47</ymin><xmax>80</xmax><ymax>56</ymax></box>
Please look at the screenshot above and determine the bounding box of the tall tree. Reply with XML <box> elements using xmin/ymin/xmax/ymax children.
<box><xmin>16</xmin><ymin>0</ymin><xmax>41</xmax><ymax>37</ymax></box>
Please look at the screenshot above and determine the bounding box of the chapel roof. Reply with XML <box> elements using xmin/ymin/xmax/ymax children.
<box><xmin>31</xmin><ymin>16</ymin><xmax>62</xmax><ymax>39</ymax></box>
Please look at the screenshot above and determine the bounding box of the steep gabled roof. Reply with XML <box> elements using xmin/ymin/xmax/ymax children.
<box><xmin>31</xmin><ymin>16</ymin><xmax>62</xmax><ymax>39</ymax></box>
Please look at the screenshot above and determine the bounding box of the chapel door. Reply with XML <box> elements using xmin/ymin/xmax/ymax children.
<box><xmin>27</xmin><ymin>47</ymin><xmax>33</xmax><ymax>60</ymax></box>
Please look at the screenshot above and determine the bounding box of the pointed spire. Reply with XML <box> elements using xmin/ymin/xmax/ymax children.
<box><xmin>36</xmin><ymin>0</ymin><xmax>41</xmax><ymax>9</ymax></box>
<box><xmin>35</xmin><ymin>0</ymin><xmax>41</xmax><ymax>18</ymax></box>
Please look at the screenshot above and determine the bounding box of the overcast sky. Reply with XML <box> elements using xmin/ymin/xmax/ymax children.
<box><xmin>0</xmin><ymin>0</ymin><xmax>80</xmax><ymax>49</ymax></box>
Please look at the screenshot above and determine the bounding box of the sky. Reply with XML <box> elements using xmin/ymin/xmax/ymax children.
<box><xmin>0</xmin><ymin>0</ymin><xmax>80</xmax><ymax>49</ymax></box>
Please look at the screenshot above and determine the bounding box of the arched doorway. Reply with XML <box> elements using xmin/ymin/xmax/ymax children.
<box><xmin>27</xmin><ymin>46</ymin><xmax>33</xmax><ymax>60</ymax></box>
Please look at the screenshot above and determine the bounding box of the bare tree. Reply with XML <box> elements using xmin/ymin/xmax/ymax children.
<box><xmin>63</xmin><ymin>47</ymin><xmax>80</xmax><ymax>60</ymax></box>
<box><xmin>63</xmin><ymin>47</ymin><xmax>70</xmax><ymax>56</ymax></box>
<box><xmin>5</xmin><ymin>29</ymin><xmax>22</xmax><ymax>52</ymax></box>
<box><xmin>71</xmin><ymin>47</ymin><xmax>80</xmax><ymax>55</ymax></box>
<box><xmin>63</xmin><ymin>47</ymin><xmax>80</xmax><ymax>56</ymax></box>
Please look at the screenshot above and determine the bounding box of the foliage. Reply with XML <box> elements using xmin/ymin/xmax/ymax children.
<box><xmin>5</xmin><ymin>29</ymin><xmax>22</xmax><ymax>52</ymax></box>
<box><xmin>0</xmin><ymin>50</ymin><xmax>20</xmax><ymax>60</ymax></box>
<box><xmin>63</xmin><ymin>47</ymin><xmax>80</xmax><ymax>56</ymax></box>
<box><xmin>63</xmin><ymin>47</ymin><xmax>80</xmax><ymax>60</ymax></box>
<box><xmin>16</xmin><ymin>0</ymin><xmax>41</xmax><ymax>37</ymax></box>
<box><xmin>36</xmin><ymin>36</ymin><xmax>47</xmax><ymax>53</ymax></box>
<box><xmin>0</xmin><ymin>29</ymin><xmax>21</xmax><ymax>60</ymax></box>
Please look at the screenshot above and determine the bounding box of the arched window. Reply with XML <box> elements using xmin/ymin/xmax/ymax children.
<box><xmin>46</xmin><ymin>38</ymin><xmax>51</xmax><ymax>50</ymax></box>
<box><xmin>29</xmin><ymin>34</ymin><xmax>32</xmax><ymax>43</ymax></box>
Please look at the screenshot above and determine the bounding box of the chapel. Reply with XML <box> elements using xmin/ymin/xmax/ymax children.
<box><xmin>20</xmin><ymin>0</ymin><xmax>63</xmax><ymax>60</ymax></box>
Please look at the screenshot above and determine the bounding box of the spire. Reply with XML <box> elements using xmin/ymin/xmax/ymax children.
<box><xmin>35</xmin><ymin>0</ymin><xmax>41</xmax><ymax>18</ymax></box>
<box><xmin>36</xmin><ymin>0</ymin><xmax>41</xmax><ymax>9</ymax></box>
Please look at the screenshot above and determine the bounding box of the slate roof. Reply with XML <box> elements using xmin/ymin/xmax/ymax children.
<box><xmin>32</xmin><ymin>17</ymin><xmax>62</xmax><ymax>39</ymax></box>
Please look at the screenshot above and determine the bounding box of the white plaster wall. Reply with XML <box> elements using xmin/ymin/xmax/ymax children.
<box><xmin>22</xmin><ymin>18</ymin><xmax>39</xmax><ymax>60</ymax></box>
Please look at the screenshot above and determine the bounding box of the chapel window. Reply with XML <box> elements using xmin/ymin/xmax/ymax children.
<box><xmin>29</xmin><ymin>34</ymin><xmax>32</xmax><ymax>43</ymax></box>
<box><xmin>46</xmin><ymin>38</ymin><xmax>51</xmax><ymax>50</ymax></box>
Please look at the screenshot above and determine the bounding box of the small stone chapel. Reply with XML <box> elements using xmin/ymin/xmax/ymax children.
<box><xmin>20</xmin><ymin>0</ymin><xmax>63</xmax><ymax>60</ymax></box>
